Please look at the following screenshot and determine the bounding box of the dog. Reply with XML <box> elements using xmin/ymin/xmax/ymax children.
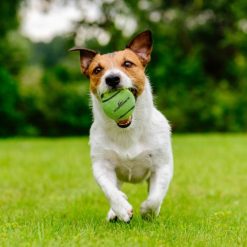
<box><xmin>70</xmin><ymin>30</ymin><xmax>173</xmax><ymax>222</ymax></box>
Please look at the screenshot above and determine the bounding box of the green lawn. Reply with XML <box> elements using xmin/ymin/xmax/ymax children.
<box><xmin>0</xmin><ymin>135</ymin><xmax>246</xmax><ymax>246</ymax></box>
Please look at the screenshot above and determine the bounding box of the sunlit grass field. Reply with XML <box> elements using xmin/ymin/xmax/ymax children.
<box><xmin>0</xmin><ymin>135</ymin><xmax>246</xmax><ymax>246</ymax></box>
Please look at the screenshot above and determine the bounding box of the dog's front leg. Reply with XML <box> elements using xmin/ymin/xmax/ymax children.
<box><xmin>93</xmin><ymin>161</ymin><xmax>133</xmax><ymax>222</ymax></box>
<box><xmin>141</xmin><ymin>155</ymin><xmax>173</xmax><ymax>219</ymax></box>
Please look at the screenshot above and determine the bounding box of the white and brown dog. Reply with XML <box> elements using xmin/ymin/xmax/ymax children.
<box><xmin>70</xmin><ymin>30</ymin><xmax>173</xmax><ymax>222</ymax></box>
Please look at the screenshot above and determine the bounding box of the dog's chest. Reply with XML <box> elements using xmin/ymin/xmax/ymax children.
<box><xmin>105</xmin><ymin>144</ymin><xmax>154</xmax><ymax>183</ymax></box>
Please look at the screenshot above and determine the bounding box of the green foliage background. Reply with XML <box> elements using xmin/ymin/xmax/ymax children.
<box><xmin>1</xmin><ymin>0</ymin><xmax>247</xmax><ymax>136</ymax></box>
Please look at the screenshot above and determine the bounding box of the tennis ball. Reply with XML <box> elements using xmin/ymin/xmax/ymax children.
<box><xmin>101</xmin><ymin>89</ymin><xmax>136</xmax><ymax>121</ymax></box>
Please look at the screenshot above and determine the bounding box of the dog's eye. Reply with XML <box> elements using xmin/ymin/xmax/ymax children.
<box><xmin>123</xmin><ymin>61</ymin><xmax>134</xmax><ymax>68</ymax></box>
<box><xmin>93</xmin><ymin>66</ymin><xmax>103</xmax><ymax>75</ymax></box>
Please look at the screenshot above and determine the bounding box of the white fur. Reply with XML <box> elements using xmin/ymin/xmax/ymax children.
<box><xmin>89</xmin><ymin>72</ymin><xmax>173</xmax><ymax>222</ymax></box>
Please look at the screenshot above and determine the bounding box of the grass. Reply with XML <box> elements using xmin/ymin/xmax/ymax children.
<box><xmin>0</xmin><ymin>134</ymin><xmax>246</xmax><ymax>246</ymax></box>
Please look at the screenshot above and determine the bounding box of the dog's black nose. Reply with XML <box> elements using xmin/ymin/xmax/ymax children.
<box><xmin>105</xmin><ymin>75</ymin><xmax>120</xmax><ymax>87</ymax></box>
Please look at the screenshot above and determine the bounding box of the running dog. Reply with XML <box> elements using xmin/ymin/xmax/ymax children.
<box><xmin>70</xmin><ymin>30</ymin><xmax>173</xmax><ymax>222</ymax></box>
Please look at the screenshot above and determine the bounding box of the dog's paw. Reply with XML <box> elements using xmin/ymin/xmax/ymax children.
<box><xmin>107</xmin><ymin>208</ymin><xmax>118</xmax><ymax>222</ymax></box>
<box><xmin>140</xmin><ymin>199</ymin><xmax>161</xmax><ymax>220</ymax></box>
<box><xmin>110</xmin><ymin>192</ymin><xmax>133</xmax><ymax>223</ymax></box>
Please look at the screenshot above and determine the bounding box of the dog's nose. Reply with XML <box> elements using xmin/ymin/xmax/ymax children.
<box><xmin>105</xmin><ymin>75</ymin><xmax>120</xmax><ymax>87</ymax></box>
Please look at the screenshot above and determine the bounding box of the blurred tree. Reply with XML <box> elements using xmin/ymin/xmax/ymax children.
<box><xmin>0</xmin><ymin>0</ymin><xmax>27</xmax><ymax>74</ymax></box>
<box><xmin>1</xmin><ymin>0</ymin><xmax>247</xmax><ymax>136</ymax></box>
<box><xmin>0</xmin><ymin>68</ymin><xmax>23</xmax><ymax>136</ymax></box>
<box><xmin>0</xmin><ymin>0</ymin><xmax>29</xmax><ymax>137</ymax></box>
<box><xmin>0</xmin><ymin>0</ymin><xmax>20</xmax><ymax>36</ymax></box>
<box><xmin>31</xmin><ymin>37</ymin><xmax>69</xmax><ymax>68</ymax></box>
<box><xmin>0</xmin><ymin>31</ymin><xmax>31</xmax><ymax>75</ymax></box>
<box><xmin>68</xmin><ymin>0</ymin><xmax>247</xmax><ymax>132</ymax></box>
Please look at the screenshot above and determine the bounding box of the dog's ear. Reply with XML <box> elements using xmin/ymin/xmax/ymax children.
<box><xmin>126</xmin><ymin>30</ymin><xmax>153</xmax><ymax>66</ymax></box>
<box><xmin>69</xmin><ymin>47</ymin><xmax>97</xmax><ymax>76</ymax></box>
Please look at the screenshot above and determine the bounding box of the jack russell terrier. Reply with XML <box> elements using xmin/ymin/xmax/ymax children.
<box><xmin>70</xmin><ymin>30</ymin><xmax>173</xmax><ymax>222</ymax></box>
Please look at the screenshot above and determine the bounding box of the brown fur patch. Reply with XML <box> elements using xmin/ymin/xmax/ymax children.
<box><xmin>88</xmin><ymin>49</ymin><xmax>146</xmax><ymax>95</ymax></box>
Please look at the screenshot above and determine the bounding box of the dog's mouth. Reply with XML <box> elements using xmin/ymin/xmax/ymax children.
<box><xmin>117</xmin><ymin>116</ymin><xmax>132</xmax><ymax>128</ymax></box>
<box><xmin>129</xmin><ymin>88</ymin><xmax>138</xmax><ymax>99</ymax></box>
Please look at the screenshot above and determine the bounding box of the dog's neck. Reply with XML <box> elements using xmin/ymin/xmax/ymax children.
<box><xmin>91</xmin><ymin>78</ymin><xmax>154</xmax><ymax>137</ymax></box>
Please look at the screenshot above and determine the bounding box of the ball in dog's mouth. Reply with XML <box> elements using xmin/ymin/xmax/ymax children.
<box><xmin>101</xmin><ymin>88</ymin><xmax>137</xmax><ymax>128</ymax></box>
<box><xmin>117</xmin><ymin>88</ymin><xmax>137</xmax><ymax>128</ymax></box>
<box><xmin>116</xmin><ymin>88</ymin><xmax>137</xmax><ymax>128</ymax></box>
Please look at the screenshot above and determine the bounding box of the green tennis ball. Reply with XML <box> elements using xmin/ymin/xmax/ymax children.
<box><xmin>101</xmin><ymin>89</ymin><xmax>136</xmax><ymax>121</ymax></box>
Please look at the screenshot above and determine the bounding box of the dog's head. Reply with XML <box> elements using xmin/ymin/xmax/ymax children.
<box><xmin>70</xmin><ymin>30</ymin><xmax>152</xmax><ymax>95</ymax></box>
<box><xmin>70</xmin><ymin>30</ymin><xmax>152</xmax><ymax>127</ymax></box>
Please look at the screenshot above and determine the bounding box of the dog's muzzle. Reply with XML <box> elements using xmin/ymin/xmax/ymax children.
<box><xmin>117</xmin><ymin>116</ymin><xmax>132</xmax><ymax>128</ymax></box>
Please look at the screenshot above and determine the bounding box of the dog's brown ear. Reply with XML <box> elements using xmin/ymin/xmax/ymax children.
<box><xmin>126</xmin><ymin>30</ymin><xmax>153</xmax><ymax>66</ymax></box>
<box><xmin>69</xmin><ymin>47</ymin><xmax>97</xmax><ymax>76</ymax></box>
